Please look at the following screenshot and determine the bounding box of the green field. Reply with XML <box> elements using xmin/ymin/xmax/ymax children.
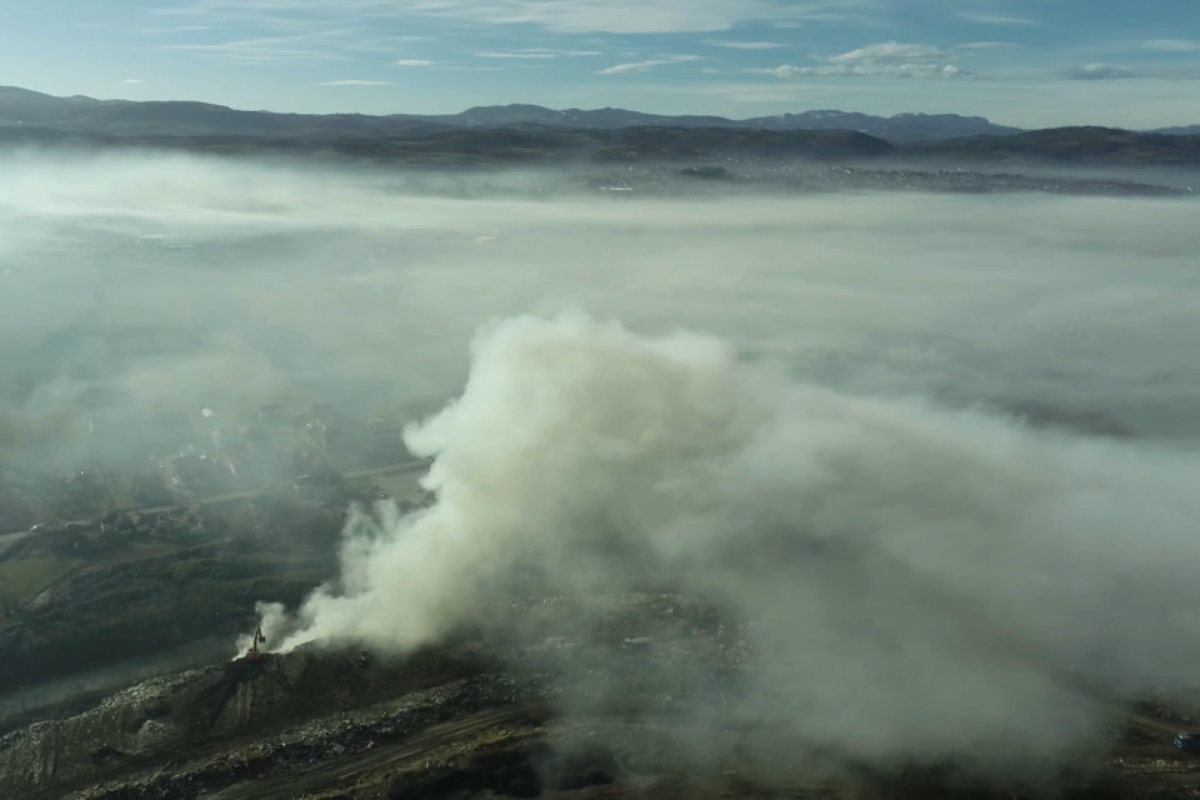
<box><xmin>0</xmin><ymin>556</ymin><xmax>81</xmax><ymax>615</ymax></box>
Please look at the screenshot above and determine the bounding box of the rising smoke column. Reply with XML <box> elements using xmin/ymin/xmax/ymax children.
<box><xmin>257</xmin><ymin>312</ymin><xmax>748</xmax><ymax>652</ymax></box>
<box><xmin>255</xmin><ymin>312</ymin><xmax>1200</xmax><ymax>759</ymax></box>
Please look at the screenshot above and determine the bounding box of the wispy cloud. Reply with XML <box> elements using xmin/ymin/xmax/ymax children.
<box><xmin>751</xmin><ymin>41</ymin><xmax>966</xmax><ymax>79</ymax></box>
<box><xmin>597</xmin><ymin>55</ymin><xmax>701</xmax><ymax>75</ymax></box>
<box><xmin>122</xmin><ymin>78</ymin><xmax>145</xmax><ymax>85</ymax></box>
<box><xmin>476</xmin><ymin>51</ymin><xmax>559</xmax><ymax>59</ymax></box>
<box><xmin>526</xmin><ymin>48</ymin><xmax>605</xmax><ymax>56</ymax></box>
<box><xmin>162</xmin><ymin>0</ymin><xmax>872</xmax><ymax>36</ymax></box>
<box><xmin>957</xmin><ymin>41</ymin><xmax>1020</xmax><ymax>50</ymax></box>
<box><xmin>753</xmin><ymin>63</ymin><xmax>965</xmax><ymax>79</ymax></box>
<box><xmin>704</xmin><ymin>40</ymin><xmax>786</xmax><ymax>50</ymax></box>
<box><xmin>134</xmin><ymin>24</ymin><xmax>216</xmax><ymax>34</ymax></box>
<box><xmin>827</xmin><ymin>42</ymin><xmax>947</xmax><ymax>63</ymax></box>
<box><xmin>157</xmin><ymin>29</ymin><xmax>357</xmax><ymax>64</ymax></box>
<box><xmin>1065</xmin><ymin>62</ymin><xmax>1200</xmax><ymax>81</ymax></box>
<box><xmin>395</xmin><ymin>59</ymin><xmax>433</xmax><ymax>66</ymax></box>
<box><xmin>958</xmin><ymin>12</ymin><xmax>1038</xmax><ymax>27</ymax></box>
<box><xmin>1065</xmin><ymin>64</ymin><xmax>1144</xmax><ymax>81</ymax></box>
<box><xmin>318</xmin><ymin>79</ymin><xmax>393</xmax><ymax>86</ymax></box>
<box><xmin>474</xmin><ymin>49</ymin><xmax>603</xmax><ymax>59</ymax></box>
<box><xmin>1136</xmin><ymin>39</ymin><xmax>1200</xmax><ymax>53</ymax></box>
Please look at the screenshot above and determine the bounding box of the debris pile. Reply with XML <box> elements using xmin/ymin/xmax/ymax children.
<box><xmin>2</xmin><ymin>595</ymin><xmax>1200</xmax><ymax>799</ymax></box>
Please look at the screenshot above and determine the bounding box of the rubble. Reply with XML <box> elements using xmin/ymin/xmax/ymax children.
<box><xmin>2</xmin><ymin>594</ymin><xmax>1200</xmax><ymax>798</ymax></box>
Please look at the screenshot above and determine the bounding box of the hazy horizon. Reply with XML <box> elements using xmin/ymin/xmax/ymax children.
<box><xmin>4</xmin><ymin>80</ymin><xmax>1200</xmax><ymax>134</ymax></box>
<box><xmin>3</xmin><ymin>1</ymin><xmax>1199</xmax><ymax>129</ymax></box>
<box><xmin>4</xmin><ymin>153</ymin><xmax>1199</xmax><ymax>457</ymax></box>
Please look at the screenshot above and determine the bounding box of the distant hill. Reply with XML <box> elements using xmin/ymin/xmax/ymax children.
<box><xmin>0</xmin><ymin>86</ymin><xmax>1018</xmax><ymax>143</ymax></box>
<box><xmin>0</xmin><ymin>122</ymin><xmax>898</xmax><ymax>166</ymax></box>
<box><xmin>449</xmin><ymin>105</ymin><xmax>1023</xmax><ymax>142</ymax></box>
<box><xmin>0</xmin><ymin>87</ymin><xmax>448</xmax><ymax>138</ymax></box>
<box><xmin>898</xmin><ymin>126</ymin><xmax>1200</xmax><ymax>167</ymax></box>
<box><xmin>3</xmin><ymin>88</ymin><xmax>1200</xmax><ymax>168</ymax></box>
<box><xmin>451</xmin><ymin>103</ymin><xmax>738</xmax><ymax>131</ymax></box>
<box><xmin>738</xmin><ymin>110</ymin><xmax>1022</xmax><ymax>141</ymax></box>
<box><xmin>1154</xmin><ymin>124</ymin><xmax>1200</xmax><ymax>136</ymax></box>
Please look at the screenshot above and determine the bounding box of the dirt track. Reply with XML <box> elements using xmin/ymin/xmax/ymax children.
<box><xmin>211</xmin><ymin>705</ymin><xmax>547</xmax><ymax>800</ymax></box>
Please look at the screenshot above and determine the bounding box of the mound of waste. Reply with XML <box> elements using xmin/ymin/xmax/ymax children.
<box><xmin>1</xmin><ymin>594</ymin><xmax>1199</xmax><ymax>799</ymax></box>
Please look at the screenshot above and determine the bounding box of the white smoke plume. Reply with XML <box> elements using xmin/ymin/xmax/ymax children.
<box><xmin>258</xmin><ymin>311</ymin><xmax>1200</xmax><ymax>759</ymax></box>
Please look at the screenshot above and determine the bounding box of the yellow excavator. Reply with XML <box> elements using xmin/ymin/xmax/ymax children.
<box><xmin>244</xmin><ymin>625</ymin><xmax>267</xmax><ymax>661</ymax></box>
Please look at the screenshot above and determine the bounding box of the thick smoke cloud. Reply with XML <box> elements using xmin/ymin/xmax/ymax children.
<box><xmin>4</xmin><ymin>150</ymin><xmax>1200</xmax><ymax>760</ymax></box>
<box><xmin>259</xmin><ymin>311</ymin><xmax>1200</xmax><ymax>760</ymax></box>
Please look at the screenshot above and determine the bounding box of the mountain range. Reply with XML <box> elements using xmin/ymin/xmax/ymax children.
<box><xmin>2</xmin><ymin>86</ymin><xmax>1199</xmax><ymax>168</ymax></box>
<box><xmin>1152</xmin><ymin>124</ymin><xmax>1200</xmax><ymax>136</ymax></box>
<box><xmin>0</xmin><ymin>86</ymin><xmax>1022</xmax><ymax>143</ymax></box>
<box><xmin>438</xmin><ymin>104</ymin><xmax>1025</xmax><ymax>143</ymax></box>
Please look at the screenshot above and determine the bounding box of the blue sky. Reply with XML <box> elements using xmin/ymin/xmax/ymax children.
<box><xmin>3</xmin><ymin>1</ymin><xmax>1200</xmax><ymax>127</ymax></box>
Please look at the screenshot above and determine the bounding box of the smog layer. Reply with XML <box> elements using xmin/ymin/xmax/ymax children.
<box><xmin>2</xmin><ymin>153</ymin><xmax>1200</xmax><ymax>798</ymax></box>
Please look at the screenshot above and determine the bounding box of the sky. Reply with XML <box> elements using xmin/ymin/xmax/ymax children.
<box><xmin>2</xmin><ymin>1</ymin><xmax>1200</xmax><ymax>128</ymax></box>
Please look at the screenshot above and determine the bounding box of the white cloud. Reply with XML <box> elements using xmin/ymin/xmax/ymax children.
<box><xmin>539</xmin><ymin>49</ymin><xmax>606</xmax><ymax>57</ymax></box>
<box><xmin>410</xmin><ymin>0</ymin><xmax>768</xmax><ymax>33</ymax></box>
<box><xmin>395</xmin><ymin>59</ymin><xmax>433</xmax><ymax>66</ymax></box>
<box><xmin>158</xmin><ymin>29</ymin><xmax>357</xmax><ymax>64</ymax></box>
<box><xmin>753</xmin><ymin>63</ymin><xmax>965</xmax><ymax>79</ymax></box>
<box><xmin>598</xmin><ymin>62</ymin><xmax>663</xmax><ymax>75</ymax></box>
<box><xmin>122</xmin><ymin>78</ymin><xmax>145</xmax><ymax>85</ymax></box>
<box><xmin>1137</xmin><ymin>39</ymin><xmax>1200</xmax><ymax>53</ymax></box>
<box><xmin>752</xmin><ymin>41</ymin><xmax>966</xmax><ymax>80</ymax></box>
<box><xmin>958</xmin><ymin>12</ymin><xmax>1038</xmax><ymax>27</ymax></box>
<box><xmin>1066</xmin><ymin>64</ymin><xmax>1131</xmax><ymax>81</ymax></box>
<box><xmin>705</xmin><ymin>40</ymin><xmax>786</xmax><ymax>50</ymax></box>
<box><xmin>167</xmin><ymin>0</ymin><xmax>869</xmax><ymax>36</ymax></box>
<box><xmin>432</xmin><ymin>65</ymin><xmax>508</xmax><ymax>71</ymax></box>
<box><xmin>132</xmin><ymin>24</ymin><xmax>215</xmax><ymax>34</ymax></box>
<box><xmin>1064</xmin><ymin>62</ymin><xmax>1200</xmax><ymax>81</ymax></box>
<box><xmin>957</xmin><ymin>41</ymin><xmax>1020</xmax><ymax>50</ymax></box>
<box><xmin>474</xmin><ymin>49</ymin><xmax>604</xmax><ymax>59</ymax></box>
<box><xmin>597</xmin><ymin>55</ymin><xmax>701</xmax><ymax>75</ymax></box>
<box><xmin>828</xmin><ymin>42</ymin><xmax>948</xmax><ymax>63</ymax></box>
<box><xmin>318</xmin><ymin>79</ymin><xmax>393</xmax><ymax>85</ymax></box>
<box><xmin>747</xmin><ymin>65</ymin><xmax>799</xmax><ymax>78</ymax></box>
<box><xmin>520</xmin><ymin>48</ymin><xmax>602</xmax><ymax>55</ymax></box>
<box><xmin>476</xmin><ymin>51</ymin><xmax>559</xmax><ymax>59</ymax></box>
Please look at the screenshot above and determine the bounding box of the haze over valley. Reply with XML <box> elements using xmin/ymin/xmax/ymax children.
<box><xmin>0</xmin><ymin>142</ymin><xmax>1198</xmax><ymax>797</ymax></box>
<box><xmin>3</xmin><ymin>1</ymin><xmax>1200</xmax><ymax>789</ymax></box>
